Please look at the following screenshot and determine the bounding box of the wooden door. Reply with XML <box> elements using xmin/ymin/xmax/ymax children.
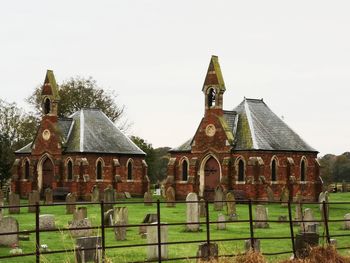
<box><xmin>204</xmin><ymin>157</ymin><xmax>220</xmax><ymax>199</ymax></box>
<box><xmin>42</xmin><ymin>158</ymin><xmax>54</xmax><ymax>191</ymax></box>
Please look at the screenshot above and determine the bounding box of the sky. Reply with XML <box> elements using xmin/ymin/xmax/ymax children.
<box><xmin>1</xmin><ymin>1</ymin><xmax>350</xmax><ymax>156</ymax></box>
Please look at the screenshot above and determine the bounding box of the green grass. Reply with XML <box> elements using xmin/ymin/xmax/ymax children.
<box><xmin>1</xmin><ymin>193</ymin><xmax>350</xmax><ymax>263</ymax></box>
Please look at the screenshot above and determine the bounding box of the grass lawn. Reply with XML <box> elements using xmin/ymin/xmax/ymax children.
<box><xmin>0</xmin><ymin>193</ymin><xmax>350</xmax><ymax>263</ymax></box>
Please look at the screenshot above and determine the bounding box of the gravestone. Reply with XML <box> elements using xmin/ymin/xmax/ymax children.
<box><xmin>28</xmin><ymin>190</ymin><xmax>40</xmax><ymax>213</ymax></box>
<box><xmin>342</xmin><ymin>181</ymin><xmax>347</xmax><ymax>192</ymax></box>
<box><xmin>226</xmin><ymin>192</ymin><xmax>237</xmax><ymax>220</ymax></box>
<box><xmin>103</xmin><ymin>185</ymin><xmax>115</xmax><ymax>212</ymax></box>
<box><xmin>343</xmin><ymin>213</ymin><xmax>350</xmax><ymax>230</ymax></box>
<box><xmin>75</xmin><ymin>236</ymin><xmax>102</xmax><ymax>263</ymax></box>
<box><xmin>266</xmin><ymin>186</ymin><xmax>274</xmax><ymax>202</ymax></box>
<box><xmin>280</xmin><ymin>187</ymin><xmax>289</xmax><ymax>207</ymax></box>
<box><xmin>139</xmin><ymin>214</ymin><xmax>158</xmax><ymax>236</ymax></box>
<box><xmin>91</xmin><ymin>185</ymin><xmax>100</xmax><ymax>202</ymax></box>
<box><xmin>0</xmin><ymin>217</ymin><xmax>19</xmax><ymax>246</ymax></box>
<box><xmin>244</xmin><ymin>239</ymin><xmax>260</xmax><ymax>252</ymax></box>
<box><xmin>217</xmin><ymin>214</ymin><xmax>226</xmax><ymax>230</ymax></box>
<box><xmin>144</xmin><ymin>192</ymin><xmax>153</xmax><ymax>206</ymax></box>
<box><xmin>39</xmin><ymin>214</ymin><xmax>55</xmax><ymax>230</ymax></box>
<box><xmin>8</xmin><ymin>192</ymin><xmax>20</xmax><ymax>214</ymax></box>
<box><xmin>186</xmin><ymin>192</ymin><xmax>199</xmax><ymax>232</ymax></box>
<box><xmin>125</xmin><ymin>192</ymin><xmax>131</xmax><ymax>199</ymax></box>
<box><xmin>213</xmin><ymin>186</ymin><xmax>224</xmax><ymax>211</ymax></box>
<box><xmin>318</xmin><ymin>191</ymin><xmax>329</xmax><ymax>222</ymax></box>
<box><xmin>199</xmin><ymin>199</ymin><xmax>206</xmax><ymax>218</ymax></box>
<box><xmin>165</xmin><ymin>187</ymin><xmax>175</xmax><ymax>207</ymax></box>
<box><xmin>295</xmin><ymin>232</ymin><xmax>319</xmax><ymax>258</ymax></box>
<box><xmin>301</xmin><ymin>208</ymin><xmax>317</xmax><ymax>233</ymax></box>
<box><xmin>254</xmin><ymin>205</ymin><xmax>269</xmax><ymax>228</ymax></box>
<box><xmin>45</xmin><ymin>188</ymin><xmax>53</xmax><ymax>204</ymax></box>
<box><xmin>104</xmin><ymin>209</ymin><xmax>114</xmax><ymax>227</ymax></box>
<box><xmin>74</xmin><ymin>207</ymin><xmax>88</xmax><ymax>221</ymax></box>
<box><xmin>113</xmin><ymin>207</ymin><xmax>128</xmax><ymax>241</ymax></box>
<box><xmin>196</xmin><ymin>243</ymin><xmax>218</xmax><ymax>262</ymax></box>
<box><xmin>147</xmin><ymin>222</ymin><xmax>168</xmax><ymax>260</ymax></box>
<box><xmin>69</xmin><ymin>218</ymin><xmax>93</xmax><ymax>238</ymax></box>
<box><xmin>66</xmin><ymin>193</ymin><xmax>76</xmax><ymax>214</ymax></box>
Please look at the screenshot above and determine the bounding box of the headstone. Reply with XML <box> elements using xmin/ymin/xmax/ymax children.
<box><xmin>0</xmin><ymin>217</ymin><xmax>19</xmax><ymax>246</ymax></box>
<box><xmin>266</xmin><ymin>186</ymin><xmax>274</xmax><ymax>202</ymax></box>
<box><xmin>69</xmin><ymin>218</ymin><xmax>93</xmax><ymax>238</ymax></box>
<box><xmin>255</xmin><ymin>205</ymin><xmax>269</xmax><ymax>228</ymax></box>
<box><xmin>91</xmin><ymin>185</ymin><xmax>100</xmax><ymax>202</ymax></box>
<box><xmin>66</xmin><ymin>193</ymin><xmax>76</xmax><ymax>214</ymax></box>
<box><xmin>8</xmin><ymin>193</ymin><xmax>20</xmax><ymax>214</ymax></box>
<box><xmin>113</xmin><ymin>207</ymin><xmax>128</xmax><ymax>241</ymax></box>
<box><xmin>295</xmin><ymin>232</ymin><xmax>319</xmax><ymax>258</ymax></box>
<box><xmin>75</xmin><ymin>236</ymin><xmax>102</xmax><ymax>263</ymax></box>
<box><xmin>74</xmin><ymin>207</ymin><xmax>88</xmax><ymax>221</ymax></box>
<box><xmin>226</xmin><ymin>192</ymin><xmax>237</xmax><ymax>220</ymax></box>
<box><xmin>39</xmin><ymin>214</ymin><xmax>55</xmax><ymax>230</ymax></box>
<box><xmin>280</xmin><ymin>187</ymin><xmax>289</xmax><ymax>207</ymax></box>
<box><xmin>217</xmin><ymin>214</ymin><xmax>226</xmax><ymax>230</ymax></box>
<box><xmin>165</xmin><ymin>187</ymin><xmax>175</xmax><ymax>207</ymax></box>
<box><xmin>213</xmin><ymin>186</ymin><xmax>224</xmax><ymax>211</ymax></box>
<box><xmin>125</xmin><ymin>192</ymin><xmax>131</xmax><ymax>199</ymax></box>
<box><xmin>199</xmin><ymin>199</ymin><xmax>206</xmax><ymax>218</ymax></box>
<box><xmin>104</xmin><ymin>209</ymin><xmax>114</xmax><ymax>227</ymax></box>
<box><xmin>342</xmin><ymin>181</ymin><xmax>347</xmax><ymax>192</ymax></box>
<box><xmin>301</xmin><ymin>208</ymin><xmax>317</xmax><ymax>233</ymax></box>
<box><xmin>103</xmin><ymin>185</ymin><xmax>115</xmax><ymax>212</ymax></box>
<box><xmin>186</xmin><ymin>192</ymin><xmax>199</xmax><ymax>232</ymax></box>
<box><xmin>139</xmin><ymin>214</ymin><xmax>158</xmax><ymax>236</ymax></box>
<box><xmin>318</xmin><ymin>191</ymin><xmax>329</xmax><ymax>222</ymax></box>
<box><xmin>44</xmin><ymin>188</ymin><xmax>53</xmax><ymax>204</ymax></box>
<box><xmin>343</xmin><ymin>213</ymin><xmax>350</xmax><ymax>230</ymax></box>
<box><xmin>144</xmin><ymin>192</ymin><xmax>153</xmax><ymax>206</ymax></box>
<box><xmin>115</xmin><ymin>192</ymin><xmax>126</xmax><ymax>199</ymax></box>
<box><xmin>147</xmin><ymin>222</ymin><xmax>168</xmax><ymax>260</ymax></box>
<box><xmin>196</xmin><ymin>243</ymin><xmax>218</xmax><ymax>262</ymax></box>
<box><xmin>244</xmin><ymin>239</ymin><xmax>260</xmax><ymax>252</ymax></box>
<box><xmin>28</xmin><ymin>190</ymin><xmax>40</xmax><ymax>213</ymax></box>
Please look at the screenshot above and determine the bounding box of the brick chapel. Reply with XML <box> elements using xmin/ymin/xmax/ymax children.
<box><xmin>11</xmin><ymin>70</ymin><xmax>149</xmax><ymax>199</ymax></box>
<box><xmin>166</xmin><ymin>56</ymin><xmax>322</xmax><ymax>201</ymax></box>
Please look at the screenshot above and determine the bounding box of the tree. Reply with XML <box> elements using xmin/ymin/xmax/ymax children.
<box><xmin>333</xmin><ymin>153</ymin><xmax>350</xmax><ymax>182</ymax></box>
<box><xmin>27</xmin><ymin>76</ymin><xmax>129</xmax><ymax>130</ymax></box>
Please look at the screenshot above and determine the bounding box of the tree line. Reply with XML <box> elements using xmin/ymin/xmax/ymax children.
<box><xmin>319</xmin><ymin>152</ymin><xmax>350</xmax><ymax>185</ymax></box>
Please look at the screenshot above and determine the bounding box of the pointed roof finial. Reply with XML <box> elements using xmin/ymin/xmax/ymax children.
<box><xmin>42</xmin><ymin>70</ymin><xmax>60</xmax><ymax>100</ymax></box>
<box><xmin>202</xmin><ymin>55</ymin><xmax>226</xmax><ymax>92</ymax></box>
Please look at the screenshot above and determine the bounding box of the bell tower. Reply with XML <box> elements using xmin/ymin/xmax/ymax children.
<box><xmin>202</xmin><ymin>55</ymin><xmax>226</xmax><ymax>115</ymax></box>
<box><xmin>41</xmin><ymin>70</ymin><xmax>60</xmax><ymax>120</ymax></box>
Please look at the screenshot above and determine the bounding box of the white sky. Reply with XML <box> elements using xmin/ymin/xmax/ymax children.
<box><xmin>1</xmin><ymin>1</ymin><xmax>350</xmax><ymax>156</ymax></box>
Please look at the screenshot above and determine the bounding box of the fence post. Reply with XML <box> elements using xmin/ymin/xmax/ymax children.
<box><xmin>205</xmin><ymin>200</ymin><xmax>210</xmax><ymax>258</ymax></box>
<box><xmin>156</xmin><ymin>199</ymin><xmax>162</xmax><ymax>263</ymax></box>
<box><xmin>287</xmin><ymin>200</ymin><xmax>296</xmax><ymax>258</ymax></box>
<box><xmin>248</xmin><ymin>199</ymin><xmax>255</xmax><ymax>251</ymax></box>
<box><xmin>100</xmin><ymin>200</ymin><xmax>105</xmax><ymax>262</ymax></box>
<box><xmin>322</xmin><ymin>201</ymin><xmax>330</xmax><ymax>244</ymax></box>
<box><xmin>35</xmin><ymin>201</ymin><xmax>40</xmax><ymax>263</ymax></box>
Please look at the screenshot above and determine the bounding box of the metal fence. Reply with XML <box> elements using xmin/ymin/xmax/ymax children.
<box><xmin>1</xmin><ymin>199</ymin><xmax>350</xmax><ymax>263</ymax></box>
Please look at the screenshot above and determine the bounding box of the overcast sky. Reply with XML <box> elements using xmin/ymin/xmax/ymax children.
<box><xmin>1</xmin><ymin>1</ymin><xmax>350</xmax><ymax>156</ymax></box>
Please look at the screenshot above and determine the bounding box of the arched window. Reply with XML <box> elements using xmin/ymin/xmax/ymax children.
<box><xmin>24</xmin><ymin>160</ymin><xmax>30</xmax><ymax>179</ymax></box>
<box><xmin>271</xmin><ymin>159</ymin><xmax>277</xmax><ymax>181</ymax></box>
<box><xmin>96</xmin><ymin>160</ymin><xmax>103</xmax><ymax>180</ymax></box>
<box><xmin>127</xmin><ymin>161</ymin><xmax>133</xmax><ymax>180</ymax></box>
<box><xmin>208</xmin><ymin>88</ymin><xmax>216</xmax><ymax>108</ymax></box>
<box><xmin>238</xmin><ymin>159</ymin><xmax>245</xmax><ymax>182</ymax></box>
<box><xmin>67</xmin><ymin>159</ymin><xmax>73</xmax><ymax>180</ymax></box>
<box><xmin>182</xmin><ymin>159</ymin><xmax>188</xmax><ymax>181</ymax></box>
<box><xmin>44</xmin><ymin>98</ymin><xmax>51</xmax><ymax>114</ymax></box>
<box><xmin>301</xmin><ymin>159</ymin><xmax>306</xmax><ymax>182</ymax></box>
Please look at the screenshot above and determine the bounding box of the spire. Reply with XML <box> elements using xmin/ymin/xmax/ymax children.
<box><xmin>41</xmin><ymin>70</ymin><xmax>59</xmax><ymax>117</ymax></box>
<box><xmin>202</xmin><ymin>55</ymin><xmax>226</xmax><ymax>92</ymax></box>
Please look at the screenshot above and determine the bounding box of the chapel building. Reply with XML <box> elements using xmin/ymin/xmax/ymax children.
<box><xmin>11</xmin><ymin>70</ymin><xmax>149</xmax><ymax>199</ymax></box>
<box><xmin>166</xmin><ymin>56</ymin><xmax>322</xmax><ymax>201</ymax></box>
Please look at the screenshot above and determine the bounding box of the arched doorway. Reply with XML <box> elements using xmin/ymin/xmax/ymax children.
<box><xmin>37</xmin><ymin>155</ymin><xmax>55</xmax><ymax>193</ymax></box>
<box><xmin>199</xmin><ymin>155</ymin><xmax>221</xmax><ymax>200</ymax></box>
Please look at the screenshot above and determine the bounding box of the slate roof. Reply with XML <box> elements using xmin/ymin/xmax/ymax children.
<box><xmin>171</xmin><ymin>98</ymin><xmax>317</xmax><ymax>153</ymax></box>
<box><xmin>16</xmin><ymin>108</ymin><xmax>145</xmax><ymax>155</ymax></box>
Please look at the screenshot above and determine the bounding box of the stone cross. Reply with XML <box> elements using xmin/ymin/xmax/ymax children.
<box><xmin>44</xmin><ymin>188</ymin><xmax>53</xmax><ymax>204</ymax></box>
<box><xmin>28</xmin><ymin>190</ymin><xmax>40</xmax><ymax>213</ymax></box>
<box><xmin>214</xmin><ymin>186</ymin><xmax>224</xmax><ymax>211</ymax></box>
<box><xmin>217</xmin><ymin>214</ymin><xmax>226</xmax><ymax>230</ymax></box>
<box><xmin>0</xmin><ymin>216</ymin><xmax>19</xmax><ymax>246</ymax></box>
<box><xmin>66</xmin><ymin>193</ymin><xmax>76</xmax><ymax>214</ymax></box>
<box><xmin>165</xmin><ymin>187</ymin><xmax>175</xmax><ymax>207</ymax></box>
<box><xmin>8</xmin><ymin>192</ymin><xmax>20</xmax><ymax>214</ymax></box>
<box><xmin>39</xmin><ymin>214</ymin><xmax>55</xmax><ymax>230</ymax></box>
<box><xmin>186</xmin><ymin>192</ymin><xmax>199</xmax><ymax>232</ymax></box>
<box><xmin>343</xmin><ymin>213</ymin><xmax>350</xmax><ymax>230</ymax></box>
<box><xmin>226</xmin><ymin>192</ymin><xmax>237</xmax><ymax>220</ymax></box>
<box><xmin>91</xmin><ymin>185</ymin><xmax>100</xmax><ymax>202</ymax></box>
<box><xmin>147</xmin><ymin>222</ymin><xmax>168</xmax><ymax>260</ymax></box>
<box><xmin>144</xmin><ymin>192</ymin><xmax>153</xmax><ymax>206</ymax></box>
<box><xmin>254</xmin><ymin>205</ymin><xmax>269</xmax><ymax>228</ymax></box>
<box><xmin>103</xmin><ymin>185</ymin><xmax>115</xmax><ymax>212</ymax></box>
